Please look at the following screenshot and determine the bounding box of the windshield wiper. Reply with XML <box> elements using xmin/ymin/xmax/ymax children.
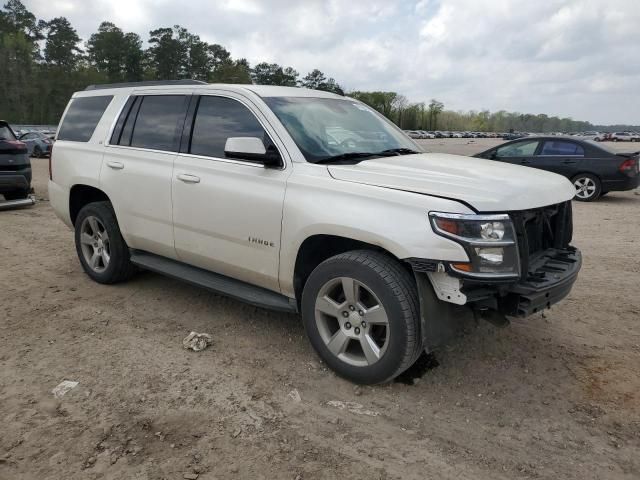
<box><xmin>315</xmin><ymin>148</ymin><xmax>421</xmax><ymax>164</ymax></box>
<box><xmin>376</xmin><ymin>148</ymin><xmax>421</xmax><ymax>156</ymax></box>
<box><xmin>315</xmin><ymin>152</ymin><xmax>382</xmax><ymax>164</ymax></box>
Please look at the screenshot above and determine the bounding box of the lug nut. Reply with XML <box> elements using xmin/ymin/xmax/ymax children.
<box><xmin>345</xmin><ymin>322</ymin><xmax>352</xmax><ymax>329</ymax></box>
<box><xmin>349</xmin><ymin>305</ymin><xmax>355</xmax><ymax>311</ymax></box>
<box><xmin>361</xmin><ymin>321</ymin><xmax>366</xmax><ymax>327</ymax></box>
<box><xmin>342</xmin><ymin>311</ymin><xmax>349</xmax><ymax>318</ymax></box>
<box><xmin>358</xmin><ymin>310</ymin><xmax>364</xmax><ymax>316</ymax></box>
<box><xmin>354</xmin><ymin>327</ymin><xmax>360</xmax><ymax>334</ymax></box>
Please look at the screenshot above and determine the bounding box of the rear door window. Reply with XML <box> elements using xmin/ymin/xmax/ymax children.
<box><xmin>128</xmin><ymin>95</ymin><xmax>189</xmax><ymax>152</ymax></box>
<box><xmin>539</xmin><ymin>141</ymin><xmax>584</xmax><ymax>156</ymax></box>
<box><xmin>189</xmin><ymin>96</ymin><xmax>267</xmax><ymax>159</ymax></box>
<box><xmin>58</xmin><ymin>96</ymin><xmax>113</xmax><ymax>142</ymax></box>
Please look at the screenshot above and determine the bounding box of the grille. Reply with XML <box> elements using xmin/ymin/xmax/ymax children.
<box><xmin>511</xmin><ymin>201</ymin><xmax>573</xmax><ymax>276</ymax></box>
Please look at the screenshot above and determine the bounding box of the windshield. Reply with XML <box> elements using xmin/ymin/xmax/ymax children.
<box><xmin>263</xmin><ymin>96</ymin><xmax>421</xmax><ymax>163</ymax></box>
<box><xmin>0</xmin><ymin>125</ymin><xmax>16</xmax><ymax>141</ymax></box>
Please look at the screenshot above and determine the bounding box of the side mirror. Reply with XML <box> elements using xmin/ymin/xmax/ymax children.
<box><xmin>224</xmin><ymin>137</ymin><xmax>282</xmax><ymax>167</ymax></box>
<box><xmin>489</xmin><ymin>150</ymin><xmax>498</xmax><ymax>159</ymax></box>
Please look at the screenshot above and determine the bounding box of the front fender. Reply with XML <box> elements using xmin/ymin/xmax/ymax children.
<box><xmin>278</xmin><ymin>164</ymin><xmax>473</xmax><ymax>296</ymax></box>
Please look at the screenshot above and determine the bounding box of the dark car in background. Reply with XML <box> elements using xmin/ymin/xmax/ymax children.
<box><xmin>19</xmin><ymin>131</ymin><xmax>54</xmax><ymax>157</ymax></box>
<box><xmin>502</xmin><ymin>132</ymin><xmax>528</xmax><ymax>141</ymax></box>
<box><xmin>0</xmin><ymin>121</ymin><xmax>32</xmax><ymax>200</ymax></box>
<box><xmin>474</xmin><ymin>136</ymin><xmax>639</xmax><ymax>201</ymax></box>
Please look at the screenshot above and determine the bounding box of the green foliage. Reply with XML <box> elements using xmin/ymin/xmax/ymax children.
<box><xmin>43</xmin><ymin>17</ymin><xmax>81</xmax><ymax>68</ymax></box>
<box><xmin>87</xmin><ymin>22</ymin><xmax>143</xmax><ymax>82</ymax></box>
<box><xmin>301</xmin><ymin>69</ymin><xmax>343</xmax><ymax>94</ymax></box>
<box><xmin>0</xmin><ymin>0</ymin><xmax>635</xmax><ymax>132</ymax></box>
<box><xmin>251</xmin><ymin>62</ymin><xmax>298</xmax><ymax>86</ymax></box>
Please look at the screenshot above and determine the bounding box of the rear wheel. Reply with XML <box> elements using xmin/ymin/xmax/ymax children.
<box><xmin>74</xmin><ymin>201</ymin><xmax>135</xmax><ymax>284</ymax></box>
<box><xmin>572</xmin><ymin>173</ymin><xmax>601</xmax><ymax>202</ymax></box>
<box><xmin>301</xmin><ymin>250</ymin><xmax>422</xmax><ymax>384</ymax></box>
<box><xmin>33</xmin><ymin>145</ymin><xmax>42</xmax><ymax>158</ymax></box>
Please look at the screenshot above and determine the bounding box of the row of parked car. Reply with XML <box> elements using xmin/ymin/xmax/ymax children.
<box><xmin>404</xmin><ymin>130</ymin><xmax>503</xmax><ymax>139</ymax></box>
<box><xmin>406</xmin><ymin>130</ymin><xmax>640</xmax><ymax>143</ymax></box>
<box><xmin>576</xmin><ymin>131</ymin><xmax>640</xmax><ymax>142</ymax></box>
<box><xmin>11</xmin><ymin>128</ymin><xmax>55</xmax><ymax>157</ymax></box>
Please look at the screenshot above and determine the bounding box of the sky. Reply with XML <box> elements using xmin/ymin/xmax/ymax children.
<box><xmin>24</xmin><ymin>0</ymin><xmax>640</xmax><ymax>125</ymax></box>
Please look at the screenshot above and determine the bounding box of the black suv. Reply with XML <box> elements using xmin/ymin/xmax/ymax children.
<box><xmin>0</xmin><ymin>121</ymin><xmax>31</xmax><ymax>200</ymax></box>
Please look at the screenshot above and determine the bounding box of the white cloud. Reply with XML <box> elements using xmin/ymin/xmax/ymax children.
<box><xmin>23</xmin><ymin>0</ymin><xmax>640</xmax><ymax>124</ymax></box>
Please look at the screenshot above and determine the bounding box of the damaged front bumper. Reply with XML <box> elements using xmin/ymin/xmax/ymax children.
<box><xmin>409</xmin><ymin>246</ymin><xmax>582</xmax><ymax>351</ymax></box>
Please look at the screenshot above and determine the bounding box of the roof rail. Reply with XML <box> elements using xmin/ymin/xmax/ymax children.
<box><xmin>84</xmin><ymin>80</ymin><xmax>207</xmax><ymax>91</ymax></box>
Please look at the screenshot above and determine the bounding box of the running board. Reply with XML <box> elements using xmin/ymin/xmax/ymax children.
<box><xmin>0</xmin><ymin>195</ymin><xmax>36</xmax><ymax>211</ymax></box>
<box><xmin>129</xmin><ymin>250</ymin><xmax>298</xmax><ymax>313</ymax></box>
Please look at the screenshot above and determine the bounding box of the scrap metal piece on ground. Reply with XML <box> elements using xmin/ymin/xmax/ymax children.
<box><xmin>52</xmin><ymin>380</ymin><xmax>79</xmax><ymax>398</ymax></box>
<box><xmin>182</xmin><ymin>332</ymin><xmax>213</xmax><ymax>352</ymax></box>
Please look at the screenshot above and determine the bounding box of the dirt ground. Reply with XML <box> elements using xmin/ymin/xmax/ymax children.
<box><xmin>1</xmin><ymin>138</ymin><xmax>639</xmax><ymax>480</ymax></box>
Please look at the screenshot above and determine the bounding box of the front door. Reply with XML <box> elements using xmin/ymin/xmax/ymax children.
<box><xmin>493</xmin><ymin>139</ymin><xmax>541</xmax><ymax>167</ymax></box>
<box><xmin>172</xmin><ymin>93</ymin><xmax>290</xmax><ymax>292</ymax></box>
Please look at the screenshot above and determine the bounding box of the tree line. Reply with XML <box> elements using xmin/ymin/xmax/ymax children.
<box><xmin>1</xmin><ymin>0</ymin><xmax>636</xmax><ymax>132</ymax></box>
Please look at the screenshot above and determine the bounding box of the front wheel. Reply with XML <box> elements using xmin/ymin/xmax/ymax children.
<box><xmin>573</xmin><ymin>173</ymin><xmax>602</xmax><ymax>202</ymax></box>
<box><xmin>301</xmin><ymin>250</ymin><xmax>422</xmax><ymax>384</ymax></box>
<box><xmin>33</xmin><ymin>145</ymin><xmax>42</xmax><ymax>158</ymax></box>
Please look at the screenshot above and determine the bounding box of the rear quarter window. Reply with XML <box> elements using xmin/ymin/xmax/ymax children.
<box><xmin>58</xmin><ymin>96</ymin><xmax>113</xmax><ymax>142</ymax></box>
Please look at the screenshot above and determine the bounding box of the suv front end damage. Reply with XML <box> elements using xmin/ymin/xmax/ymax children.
<box><xmin>408</xmin><ymin>201</ymin><xmax>581</xmax><ymax>351</ymax></box>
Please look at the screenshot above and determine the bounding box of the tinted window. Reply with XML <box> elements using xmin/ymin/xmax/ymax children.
<box><xmin>129</xmin><ymin>95</ymin><xmax>188</xmax><ymax>152</ymax></box>
<box><xmin>496</xmin><ymin>140</ymin><xmax>539</xmax><ymax>157</ymax></box>
<box><xmin>190</xmin><ymin>96</ymin><xmax>266</xmax><ymax>158</ymax></box>
<box><xmin>0</xmin><ymin>125</ymin><xmax>16</xmax><ymax>140</ymax></box>
<box><xmin>540</xmin><ymin>141</ymin><xmax>584</xmax><ymax>156</ymax></box>
<box><xmin>58</xmin><ymin>96</ymin><xmax>113</xmax><ymax>142</ymax></box>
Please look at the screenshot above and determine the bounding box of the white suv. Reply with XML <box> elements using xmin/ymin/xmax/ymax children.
<box><xmin>49</xmin><ymin>81</ymin><xmax>581</xmax><ymax>384</ymax></box>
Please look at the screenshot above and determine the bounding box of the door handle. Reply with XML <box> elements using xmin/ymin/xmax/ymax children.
<box><xmin>562</xmin><ymin>159</ymin><xmax>577</xmax><ymax>165</ymax></box>
<box><xmin>177</xmin><ymin>173</ymin><xmax>201</xmax><ymax>184</ymax></box>
<box><xmin>520</xmin><ymin>159</ymin><xmax>532</xmax><ymax>164</ymax></box>
<box><xmin>107</xmin><ymin>161</ymin><xmax>124</xmax><ymax>170</ymax></box>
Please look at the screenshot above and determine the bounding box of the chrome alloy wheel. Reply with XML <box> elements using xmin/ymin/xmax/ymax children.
<box><xmin>79</xmin><ymin>216</ymin><xmax>111</xmax><ymax>273</ymax></box>
<box><xmin>574</xmin><ymin>176</ymin><xmax>597</xmax><ymax>200</ymax></box>
<box><xmin>314</xmin><ymin>277</ymin><xmax>390</xmax><ymax>367</ymax></box>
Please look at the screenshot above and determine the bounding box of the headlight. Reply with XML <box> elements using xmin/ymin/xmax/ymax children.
<box><xmin>429</xmin><ymin>212</ymin><xmax>520</xmax><ymax>278</ymax></box>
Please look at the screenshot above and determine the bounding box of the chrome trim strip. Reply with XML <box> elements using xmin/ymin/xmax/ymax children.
<box><xmin>430</xmin><ymin>212</ymin><xmax>510</xmax><ymax>221</ymax></box>
<box><xmin>449</xmin><ymin>265</ymin><xmax>520</xmax><ymax>280</ymax></box>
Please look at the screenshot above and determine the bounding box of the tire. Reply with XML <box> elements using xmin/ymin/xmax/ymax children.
<box><xmin>572</xmin><ymin>173</ymin><xmax>602</xmax><ymax>202</ymax></box>
<box><xmin>33</xmin><ymin>145</ymin><xmax>42</xmax><ymax>158</ymax></box>
<box><xmin>74</xmin><ymin>201</ymin><xmax>135</xmax><ymax>284</ymax></box>
<box><xmin>3</xmin><ymin>190</ymin><xmax>29</xmax><ymax>201</ymax></box>
<box><xmin>301</xmin><ymin>250</ymin><xmax>422</xmax><ymax>384</ymax></box>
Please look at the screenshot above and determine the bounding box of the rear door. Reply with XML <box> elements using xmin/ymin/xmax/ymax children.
<box><xmin>532</xmin><ymin>140</ymin><xmax>586</xmax><ymax>178</ymax></box>
<box><xmin>171</xmin><ymin>92</ymin><xmax>290</xmax><ymax>292</ymax></box>
<box><xmin>102</xmin><ymin>92</ymin><xmax>190</xmax><ymax>259</ymax></box>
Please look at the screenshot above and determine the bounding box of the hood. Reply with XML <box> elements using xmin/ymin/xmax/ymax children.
<box><xmin>327</xmin><ymin>153</ymin><xmax>575</xmax><ymax>212</ymax></box>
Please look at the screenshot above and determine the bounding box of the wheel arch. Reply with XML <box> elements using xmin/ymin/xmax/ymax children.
<box><xmin>69</xmin><ymin>184</ymin><xmax>111</xmax><ymax>226</ymax></box>
<box><xmin>292</xmin><ymin>234</ymin><xmax>412</xmax><ymax>307</ymax></box>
